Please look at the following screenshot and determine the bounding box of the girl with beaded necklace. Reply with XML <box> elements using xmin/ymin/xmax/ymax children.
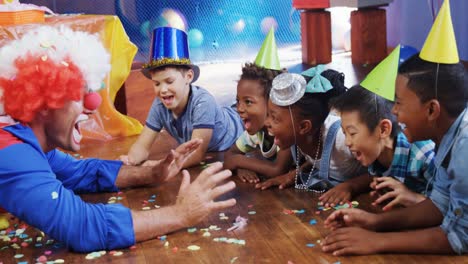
<box><xmin>256</xmin><ymin>66</ymin><xmax>366</xmax><ymax>206</ymax></box>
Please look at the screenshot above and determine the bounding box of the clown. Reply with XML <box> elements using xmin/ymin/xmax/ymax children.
<box><xmin>0</xmin><ymin>26</ymin><xmax>236</xmax><ymax>252</ymax></box>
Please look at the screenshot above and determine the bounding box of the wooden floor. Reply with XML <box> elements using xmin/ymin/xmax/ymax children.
<box><xmin>1</xmin><ymin>57</ymin><xmax>468</xmax><ymax>263</ymax></box>
<box><xmin>1</xmin><ymin>133</ymin><xmax>467</xmax><ymax>263</ymax></box>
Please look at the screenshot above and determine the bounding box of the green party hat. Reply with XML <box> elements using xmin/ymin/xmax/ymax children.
<box><xmin>254</xmin><ymin>28</ymin><xmax>281</xmax><ymax>70</ymax></box>
<box><xmin>420</xmin><ymin>0</ymin><xmax>459</xmax><ymax>63</ymax></box>
<box><xmin>361</xmin><ymin>45</ymin><xmax>400</xmax><ymax>101</ymax></box>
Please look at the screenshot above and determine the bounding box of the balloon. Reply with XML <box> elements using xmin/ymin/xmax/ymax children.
<box><xmin>145</xmin><ymin>8</ymin><xmax>187</xmax><ymax>35</ymax></box>
<box><xmin>260</xmin><ymin>17</ymin><xmax>278</xmax><ymax>35</ymax></box>
<box><xmin>331</xmin><ymin>20</ymin><xmax>350</xmax><ymax>50</ymax></box>
<box><xmin>399</xmin><ymin>45</ymin><xmax>419</xmax><ymax>65</ymax></box>
<box><xmin>232</xmin><ymin>19</ymin><xmax>246</xmax><ymax>34</ymax></box>
<box><xmin>140</xmin><ymin>20</ymin><xmax>151</xmax><ymax>38</ymax></box>
<box><xmin>188</xmin><ymin>29</ymin><xmax>204</xmax><ymax>48</ymax></box>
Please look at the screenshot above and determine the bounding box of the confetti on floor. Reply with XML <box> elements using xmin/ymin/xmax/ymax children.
<box><xmin>283</xmin><ymin>209</ymin><xmax>305</xmax><ymax>215</ymax></box>
<box><xmin>230</xmin><ymin>256</ymin><xmax>239</xmax><ymax>263</ymax></box>
<box><xmin>248</xmin><ymin>211</ymin><xmax>256</xmax><ymax>215</ymax></box>
<box><xmin>219</xmin><ymin>213</ymin><xmax>229</xmax><ymax>220</ymax></box>
<box><xmin>85</xmin><ymin>251</ymin><xmax>106</xmax><ymax>260</ymax></box>
<box><xmin>208</xmin><ymin>225</ymin><xmax>221</xmax><ymax>231</ymax></box>
<box><xmin>306</xmin><ymin>243</ymin><xmax>315</xmax><ymax>248</ymax></box>
<box><xmin>187</xmin><ymin>245</ymin><xmax>200</xmax><ymax>251</ymax></box>
<box><xmin>309</xmin><ymin>219</ymin><xmax>317</xmax><ymax>225</ymax></box>
<box><xmin>213</xmin><ymin>237</ymin><xmax>246</xmax><ymax>246</ymax></box>
<box><xmin>227</xmin><ymin>216</ymin><xmax>248</xmax><ymax>232</ymax></box>
<box><xmin>110</xmin><ymin>251</ymin><xmax>123</xmax><ymax>256</ymax></box>
<box><xmin>317</xmin><ymin>201</ymin><xmax>359</xmax><ymax>211</ymax></box>
<box><xmin>14</xmin><ymin>254</ymin><xmax>24</xmax><ymax>258</ymax></box>
<box><xmin>187</xmin><ymin>227</ymin><xmax>197</xmax><ymax>233</ymax></box>
<box><xmin>37</xmin><ymin>255</ymin><xmax>47</xmax><ymax>262</ymax></box>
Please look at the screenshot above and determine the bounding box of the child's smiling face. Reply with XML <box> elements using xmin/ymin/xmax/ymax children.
<box><xmin>264</xmin><ymin>100</ymin><xmax>296</xmax><ymax>149</ymax></box>
<box><xmin>340</xmin><ymin>110</ymin><xmax>387</xmax><ymax>167</ymax></box>
<box><xmin>393</xmin><ymin>74</ymin><xmax>433</xmax><ymax>143</ymax></box>
<box><xmin>151</xmin><ymin>67</ymin><xmax>193</xmax><ymax>116</ymax></box>
<box><xmin>236</xmin><ymin>79</ymin><xmax>268</xmax><ymax>135</ymax></box>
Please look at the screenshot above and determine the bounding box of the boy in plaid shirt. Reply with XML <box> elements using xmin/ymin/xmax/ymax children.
<box><xmin>320</xmin><ymin>85</ymin><xmax>434</xmax><ymax>211</ymax></box>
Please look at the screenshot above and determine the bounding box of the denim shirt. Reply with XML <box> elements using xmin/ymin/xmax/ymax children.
<box><xmin>429</xmin><ymin>108</ymin><xmax>468</xmax><ymax>254</ymax></box>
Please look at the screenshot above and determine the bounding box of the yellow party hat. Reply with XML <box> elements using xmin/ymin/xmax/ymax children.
<box><xmin>361</xmin><ymin>45</ymin><xmax>400</xmax><ymax>101</ymax></box>
<box><xmin>419</xmin><ymin>0</ymin><xmax>459</xmax><ymax>64</ymax></box>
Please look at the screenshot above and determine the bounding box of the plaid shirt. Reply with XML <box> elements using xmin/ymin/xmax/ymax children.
<box><xmin>369</xmin><ymin>132</ymin><xmax>435</xmax><ymax>194</ymax></box>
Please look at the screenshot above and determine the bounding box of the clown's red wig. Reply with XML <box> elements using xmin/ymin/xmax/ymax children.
<box><xmin>0</xmin><ymin>55</ymin><xmax>84</xmax><ymax>123</ymax></box>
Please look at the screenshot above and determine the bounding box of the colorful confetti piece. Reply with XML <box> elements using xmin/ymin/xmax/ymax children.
<box><xmin>187</xmin><ymin>245</ymin><xmax>200</xmax><ymax>251</ymax></box>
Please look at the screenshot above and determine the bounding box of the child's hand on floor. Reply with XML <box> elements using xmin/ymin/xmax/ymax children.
<box><xmin>318</xmin><ymin>182</ymin><xmax>353</xmax><ymax>207</ymax></box>
<box><xmin>237</xmin><ymin>168</ymin><xmax>260</xmax><ymax>183</ymax></box>
<box><xmin>321</xmin><ymin>227</ymin><xmax>383</xmax><ymax>256</ymax></box>
<box><xmin>255</xmin><ymin>171</ymin><xmax>294</xmax><ymax>190</ymax></box>
<box><xmin>371</xmin><ymin>176</ymin><xmax>426</xmax><ymax>211</ymax></box>
<box><xmin>324</xmin><ymin>208</ymin><xmax>378</xmax><ymax>231</ymax></box>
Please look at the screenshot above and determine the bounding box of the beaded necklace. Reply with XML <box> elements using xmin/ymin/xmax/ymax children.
<box><xmin>288</xmin><ymin>106</ymin><xmax>325</xmax><ymax>193</ymax></box>
<box><xmin>294</xmin><ymin>127</ymin><xmax>323</xmax><ymax>192</ymax></box>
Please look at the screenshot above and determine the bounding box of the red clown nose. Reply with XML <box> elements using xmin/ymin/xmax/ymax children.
<box><xmin>83</xmin><ymin>92</ymin><xmax>102</xmax><ymax>111</ymax></box>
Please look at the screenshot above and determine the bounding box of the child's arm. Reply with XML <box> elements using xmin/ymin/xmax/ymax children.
<box><xmin>318</xmin><ymin>173</ymin><xmax>372</xmax><ymax>207</ymax></box>
<box><xmin>254</xmin><ymin>169</ymin><xmax>296</xmax><ymax>190</ymax></box>
<box><xmin>371</xmin><ymin>176</ymin><xmax>426</xmax><ymax>211</ymax></box>
<box><xmin>321</xmin><ymin>226</ymin><xmax>453</xmax><ymax>256</ymax></box>
<box><xmin>226</xmin><ymin>148</ymin><xmax>292</xmax><ymax>183</ymax></box>
<box><xmin>180</xmin><ymin>128</ymin><xmax>213</xmax><ymax>168</ymax></box>
<box><xmin>120</xmin><ymin>126</ymin><xmax>159</xmax><ymax>165</ymax></box>
<box><xmin>322</xmin><ymin>199</ymin><xmax>453</xmax><ymax>255</ymax></box>
<box><xmin>224</xmin><ymin>144</ymin><xmax>261</xmax><ymax>183</ymax></box>
<box><xmin>223</xmin><ymin>143</ymin><xmax>244</xmax><ymax>170</ymax></box>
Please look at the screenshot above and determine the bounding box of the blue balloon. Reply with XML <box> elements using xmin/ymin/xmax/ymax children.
<box><xmin>188</xmin><ymin>29</ymin><xmax>204</xmax><ymax>48</ymax></box>
<box><xmin>399</xmin><ymin>45</ymin><xmax>419</xmax><ymax>66</ymax></box>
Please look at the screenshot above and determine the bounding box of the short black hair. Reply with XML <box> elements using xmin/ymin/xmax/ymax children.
<box><xmin>294</xmin><ymin>69</ymin><xmax>347</xmax><ymax>129</ymax></box>
<box><xmin>332</xmin><ymin>85</ymin><xmax>400</xmax><ymax>138</ymax></box>
<box><xmin>398</xmin><ymin>54</ymin><xmax>468</xmax><ymax>118</ymax></box>
<box><xmin>240</xmin><ymin>62</ymin><xmax>286</xmax><ymax>99</ymax></box>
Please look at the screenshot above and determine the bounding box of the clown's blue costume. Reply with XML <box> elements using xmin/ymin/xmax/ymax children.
<box><xmin>0</xmin><ymin>123</ymin><xmax>135</xmax><ymax>252</ymax></box>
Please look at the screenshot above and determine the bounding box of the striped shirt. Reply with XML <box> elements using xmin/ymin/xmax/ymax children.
<box><xmin>235</xmin><ymin>130</ymin><xmax>278</xmax><ymax>159</ymax></box>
